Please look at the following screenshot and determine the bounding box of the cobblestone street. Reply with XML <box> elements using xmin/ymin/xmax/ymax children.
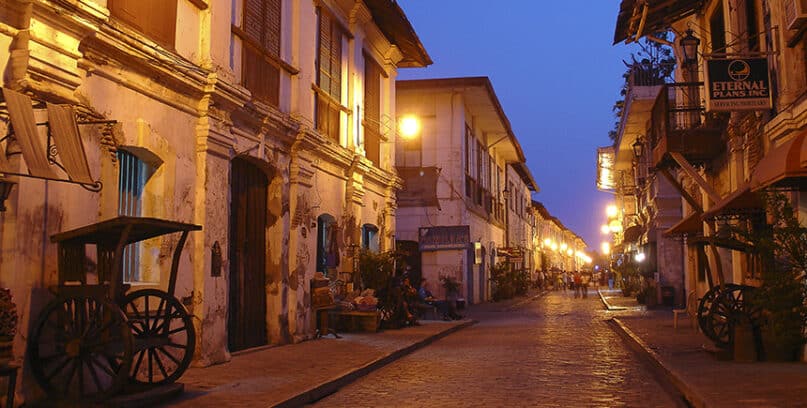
<box><xmin>313</xmin><ymin>291</ymin><xmax>684</xmax><ymax>407</ymax></box>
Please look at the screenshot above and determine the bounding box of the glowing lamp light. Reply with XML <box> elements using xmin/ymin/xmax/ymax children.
<box><xmin>551</xmin><ymin>243</ymin><xmax>558</xmax><ymax>251</ymax></box>
<box><xmin>635</xmin><ymin>252</ymin><xmax>646</xmax><ymax>263</ymax></box>
<box><xmin>600</xmin><ymin>224</ymin><xmax>611</xmax><ymax>234</ymax></box>
<box><xmin>560</xmin><ymin>243</ymin><xmax>568</xmax><ymax>251</ymax></box>
<box><xmin>566</xmin><ymin>249</ymin><xmax>573</xmax><ymax>256</ymax></box>
<box><xmin>543</xmin><ymin>238</ymin><xmax>552</xmax><ymax>247</ymax></box>
<box><xmin>398</xmin><ymin>115</ymin><xmax>421</xmax><ymax>139</ymax></box>
<box><xmin>606</xmin><ymin>205</ymin><xmax>618</xmax><ymax>218</ymax></box>
<box><xmin>601</xmin><ymin>242</ymin><xmax>611</xmax><ymax>255</ymax></box>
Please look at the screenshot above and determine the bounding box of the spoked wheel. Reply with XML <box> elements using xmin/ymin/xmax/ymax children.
<box><xmin>708</xmin><ymin>285</ymin><xmax>761</xmax><ymax>349</ymax></box>
<box><xmin>697</xmin><ymin>283</ymin><xmax>739</xmax><ymax>344</ymax></box>
<box><xmin>28</xmin><ymin>295</ymin><xmax>133</xmax><ymax>402</ymax></box>
<box><xmin>122</xmin><ymin>289</ymin><xmax>196</xmax><ymax>385</ymax></box>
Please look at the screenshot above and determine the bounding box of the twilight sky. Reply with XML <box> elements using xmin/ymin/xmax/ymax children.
<box><xmin>396</xmin><ymin>0</ymin><xmax>636</xmax><ymax>250</ymax></box>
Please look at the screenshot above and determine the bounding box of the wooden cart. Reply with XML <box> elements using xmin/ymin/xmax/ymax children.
<box><xmin>27</xmin><ymin>216</ymin><xmax>201</xmax><ymax>402</ymax></box>
<box><xmin>690</xmin><ymin>237</ymin><xmax>762</xmax><ymax>349</ymax></box>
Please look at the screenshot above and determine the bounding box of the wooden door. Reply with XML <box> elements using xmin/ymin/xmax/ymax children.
<box><xmin>228</xmin><ymin>158</ymin><xmax>268</xmax><ymax>351</ymax></box>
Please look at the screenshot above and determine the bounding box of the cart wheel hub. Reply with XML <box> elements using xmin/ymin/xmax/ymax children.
<box><xmin>66</xmin><ymin>339</ymin><xmax>81</xmax><ymax>357</ymax></box>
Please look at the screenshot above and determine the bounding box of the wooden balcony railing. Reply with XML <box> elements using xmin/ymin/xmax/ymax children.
<box><xmin>651</xmin><ymin>82</ymin><xmax>727</xmax><ymax>167</ymax></box>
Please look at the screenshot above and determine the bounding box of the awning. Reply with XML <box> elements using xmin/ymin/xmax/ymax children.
<box><xmin>1</xmin><ymin>88</ymin><xmax>102</xmax><ymax>190</ymax></box>
<box><xmin>3</xmin><ymin>88</ymin><xmax>57</xmax><ymax>179</ymax></box>
<box><xmin>701</xmin><ymin>183</ymin><xmax>763</xmax><ymax>220</ymax></box>
<box><xmin>749</xmin><ymin>130</ymin><xmax>807</xmax><ymax>191</ymax></box>
<box><xmin>397</xmin><ymin>166</ymin><xmax>440</xmax><ymax>207</ymax></box>
<box><xmin>664</xmin><ymin>211</ymin><xmax>702</xmax><ymax>236</ymax></box>
<box><xmin>47</xmin><ymin>103</ymin><xmax>94</xmax><ymax>185</ymax></box>
<box><xmin>613</xmin><ymin>0</ymin><xmax>705</xmax><ymax>44</ymax></box>
<box><xmin>623</xmin><ymin>224</ymin><xmax>644</xmax><ymax>243</ymax></box>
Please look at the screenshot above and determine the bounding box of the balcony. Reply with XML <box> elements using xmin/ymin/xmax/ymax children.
<box><xmin>651</xmin><ymin>82</ymin><xmax>727</xmax><ymax>168</ymax></box>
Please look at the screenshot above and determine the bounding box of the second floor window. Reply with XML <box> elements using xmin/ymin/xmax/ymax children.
<box><xmin>109</xmin><ymin>0</ymin><xmax>177</xmax><ymax>49</ymax></box>
<box><xmin>316</xmin><ymin>7</ymin><xmax>345</xmax><ymax>143</ymax></box>
<box><xmin>364</xmin><ymin>57</ymin><xmax>383</xmax><ymax>167</ymax></box>
<box><xmin>235</xmin><ymin>0</ymin><xmax>282</xmax><ymax>106</ymax></box>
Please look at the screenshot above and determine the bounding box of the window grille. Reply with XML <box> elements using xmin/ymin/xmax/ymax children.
<box><xmin>118</xmin><ymin>150</ymin><xmax>146</xmax><ymax>283</ymax></box>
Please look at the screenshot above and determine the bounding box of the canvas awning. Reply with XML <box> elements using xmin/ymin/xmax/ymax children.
<box><xmin>664</xmin><ymin>211</ymin><xmax>702</xmax><ymax>236</ymax></box>
<box><xmin>701</xmin><ymin>183</ymin><xmax>763</xmax><ymax>220</ymax></box>
<box><xmin>749</xmin><ymin>130</ymin><xmax>807</xmax><ymax>191</ymax></box>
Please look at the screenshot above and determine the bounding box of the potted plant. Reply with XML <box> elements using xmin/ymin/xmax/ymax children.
<box><xmin>0</xmin><ymin>288</ymin><xmax>17</xmax><ymax>365</ymax></box>
<box><xmin>734</xmin><ymin>193</ymin><xmax>807</xmax><ymax>361</ymax></box>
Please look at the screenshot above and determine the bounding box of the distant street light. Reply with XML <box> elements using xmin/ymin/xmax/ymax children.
<box><xmin>600</xmin><ymin>224</ymin><xmax>610</xmax><ymax>234</ymax></box>
<box><xmin>601</xmin><ymin>242</ymin><xmax>611</xmax><ymax>255</ymax></box>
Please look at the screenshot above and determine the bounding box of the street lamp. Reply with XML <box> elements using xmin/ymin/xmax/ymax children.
<box><xmin>680</xmin><ymin>29</ymin><xmax>700</xmax><ymax>67</ymax></box>
<box><xmin>606</xmin><ymin>205</ymin><xmax>618</xmax><ymax>218</ymax></box>
<box><xmin>398</xmin><ymin>115</ymin><xmax>421</xmax><ymax>140</ymax></box>
<box><xmin>600</xmin><ymin>224</ymin><xmax>610</xmax><ymax>234</ymax></box>
<box><xmin>601</xmin><ymin>242</ymin><xmax>611</xmax><ymax>255</ymax></box>
<box><xmin>632</xmin><ymin>136</ymin><xmax>645</xmax><ymax>159</ymax></box>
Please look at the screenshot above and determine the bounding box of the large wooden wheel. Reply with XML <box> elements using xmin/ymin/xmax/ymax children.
<box><xmin>699</xmin><ymin>285</ymin><xmax>761</xmax><ymax>348</ymax></box>
<box><xmin>122</xmin><ymin>289</ymin><xmax>196</xmax><ymax>385</ymax></box>
<box><xmin>28</xmin><ymin>295</ymin><xmax>133</xmax><ymax>401</ymax></box>
<box><xmin>697</xmin><ymin>283</ymin><xmax>737</xmax><ymax>344</ymax></box>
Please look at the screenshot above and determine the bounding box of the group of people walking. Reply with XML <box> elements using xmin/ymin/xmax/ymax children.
<box><xmin>535</xmin><ymin>270</ymin><xmax>592</xmax><ymax>298</ymax></box>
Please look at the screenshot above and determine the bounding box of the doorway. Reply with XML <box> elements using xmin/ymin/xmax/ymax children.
<box><xmin>228</xmin><ymin>157</ymin><xmax>269</xmax><ymax>352</ymax></box>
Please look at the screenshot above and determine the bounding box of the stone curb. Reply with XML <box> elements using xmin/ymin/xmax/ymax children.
<box><xmin>606</xmin><ymin>317</ymin><xmax>707</xmax><ymax>408</ymax></box>
<box><xmin>272</xmin><ymin>319</ymin><xmax>477</xmax><ymax>408</ymax></box>
<box><xmin>597</xmin><ymin>288</ymin><xmax>627</xmax><ymax>311</ymax></box>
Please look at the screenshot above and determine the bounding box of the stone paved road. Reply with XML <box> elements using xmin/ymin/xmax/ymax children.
<box><xmin>312</xmin><ymin>291</ymin><xmax>685</xmax><ymax>407</ymax></box>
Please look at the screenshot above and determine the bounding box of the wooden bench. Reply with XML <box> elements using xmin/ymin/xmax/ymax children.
<box><xmin>329</xmin><ymin>310</ymin><xmax>381</xmax><ymax>332</ymax></box>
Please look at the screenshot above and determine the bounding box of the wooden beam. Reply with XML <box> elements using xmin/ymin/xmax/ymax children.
<box><xmin>669</xmin><ymin>152</ymin><xmax>721</xmax><ymax>205</ymax></box>
<box><xmin>657</xmin><ymin>167</ymin><xmax>703</xmax><ymax>213</ymax></box>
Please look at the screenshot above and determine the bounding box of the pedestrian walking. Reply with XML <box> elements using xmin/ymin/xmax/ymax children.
<box><xmin>561</xmin><ymin>271</ymin><xmax>569</xmax><ymax>292</ymax></box>
<box><xmin>581</xmin><ymin>272</ymin><xmax>590</xmax><ymax>298</ymax></box>
<box><xmin>573</xmin><ymin>271</ymin><xmax>582</xmax><ymax>298</ymax></box>
<box><xmin>607</xmin><ymin>270</ymin><xmax>614</xmax><ymax>290</ymax></box>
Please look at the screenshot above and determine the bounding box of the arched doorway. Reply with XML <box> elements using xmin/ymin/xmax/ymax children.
<box><xmin>228</xmin><ymin>157</ymin><xmax>269</xmax><ymax>352</ymax></box>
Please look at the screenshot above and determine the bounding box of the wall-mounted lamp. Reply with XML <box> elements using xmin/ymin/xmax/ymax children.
<box><xmin>0</xmin><ymin>180</ymin><xmax>16</xmax><ymax>212</ymax></box>
<box><xmin>398</xmin><ymin>115</ymin><xmax>421</xmax><ymax>140</ymax></box>
<box><xmin>632</xmin><ymin>136</ymin><xmax>645</xmax><ymax>159</ymax></box>
<box><xmin>680</xmin><ymin>29</ymin><xmax>700</xmax><ymax>67</ymax></box>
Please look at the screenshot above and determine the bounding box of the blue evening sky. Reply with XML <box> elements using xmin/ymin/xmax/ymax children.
<box><xmin>396</xmin><ymin>0</ymin><xmax>636</xmax><ymax>250</ymax></box>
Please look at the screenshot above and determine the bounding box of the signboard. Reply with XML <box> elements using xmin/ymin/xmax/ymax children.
<box><xmin>596</xmin><ymin>146</ymin><xmax>615</xmax><ymax>191</ymax></box>
<box><xmin>706</xmin><ymin>58</ymin><xmax>772</xmax><ymax>111</ymax></box>
<box><xmin>497</xmin><ymin>247</ymin><xmax>523</xmax><ymax>263</ymax></box>
<box><xmin>418</xmin><ymin>226</ymin><xmax>470</xmax><ymax>251</ymax></box>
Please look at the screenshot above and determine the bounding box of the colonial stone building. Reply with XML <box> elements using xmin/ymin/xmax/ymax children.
<box><xmin>0</xmin><ymin>0</ymin><xmax>429</xmax><ymax>401</ymax></box>
<box><xmin>394</xmin><ymin>77</ymin><xmax>537</xmax><ymax>304</ymax></box>
<box><xmin>611</xmin><ymin>0</ymin><xmax>807</xmax><ymax>357</ymax></box>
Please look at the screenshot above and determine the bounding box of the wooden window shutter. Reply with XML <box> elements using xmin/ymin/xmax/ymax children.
<box><xmin>317</xmin><ymin>8</ymin><xmax>342</xmax><ymax>99</ymax></box>
<box><xmin>109</xmin><ymin>0</ymin><xmax>177</xmax><ymax>48</ymax></box>
<box><xmin>364</xmin><ymin>57</ymin><xmax>381</xmax><ymax>166</ymax></box>
<box><xmin>241</xmin><ymin>0</ymin><xmax>281</xmax><ymax>106</ymax></box>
